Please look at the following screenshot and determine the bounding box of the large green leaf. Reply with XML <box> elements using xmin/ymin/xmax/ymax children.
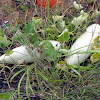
<box><xmin>40</xmin><ymin>41</ymin><xmax>58</xmax><ymax>61</ymax></box>
<box><xmin>28</xmin><ymin>33</ymin><xmax>38</xmax><ymax>43</ymax></box>
<box><xmin>23</xmin><ymin>22</ymin><xmax>35</xmax><ymax>33</ymax></box>
<box><xmin>28</xmin><ymin>33</ymin><xmax>40</xmax><ymax>48</ymax></box>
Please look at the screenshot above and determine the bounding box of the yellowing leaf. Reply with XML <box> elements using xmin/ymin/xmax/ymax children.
<box><xmin>56</xmin><ymin>61</ymin><xmax>67</xmax><ymax>70</ymax></box>
<box><xmin>91</xmin><ymin>10</ymin><xmax>100</xmax><ymax>18</ymax></box>
<box><xmin>87</xmin><ymin>0</ymin><xmax>93</xmax><ymax>3</ymax></box>
<box><xmin>73</xmin><ymin>1</ymin><xmax>83</xmax><ymax>10</ymax></box>
<box><xmin>71</xmin><ymin>10</ymin><xmax>89</xmax><ymax>27</ymax></box>
<box><xmin>71</xmin><ymin>15</ymin><xmax>84</xmax><ymax>27</ymax></box>
<box><xmin>32</xmin><ymin>17</ymin><xmax>42</xmax><ymax>26</ymax></box>
<box><xmin>52</xmin><ymin>15</ymin><xmax>64</xmax><ymax>23</ymax></box>
<box><xmin>80</xmin><ymin>10</ymin><xmax>89</xmax><ymax>21</ymax></box>
<box><xmin>90</xmin><ymin>53</ymin><xmax>100</xmax><ymax>63</ymax></box>
<box><xmin>91</xmin><ymin>36</ymin><xmax>100</xmax><ymax>63</ymax></box>
<box><xmin>93</xmin><ymin>36</ymin><xmax>100</xmax><ymax>50</ymax></box>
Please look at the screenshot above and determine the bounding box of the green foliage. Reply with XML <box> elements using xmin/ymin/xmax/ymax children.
<box><xmin>0</xmin><ymin>0</ymin><xmax>100</xmax><ymax>99</ymax></box>
<box><xmin>90</xmin><ymin>36</ymin><xmax>100</xmax><ymax>63</ymax></box>
<box><xmin>0</xmin><ymin>35</ymin><xmax>11</xmax><ymax>48</ymax></box>
<box><xmin>91</xmin><ymin>53</ymin><xmax>100</xmax><ymax>63</ymax></box>
<box><xmin>0</xmin><ymin>91</ymin><xmax>14</xmax><ymax>99</ymax></box>
<box><xmin>12</xmin><ymin>29</ymin><xmax>26</xmax><ymax>44</ymax></box>
<box><xmin>40</xmin><ymin>41</ymin><xmax>58</xmax><ymax>61</ymax></box>
<box><xmin>28</xmin><ymin>33</ymin><xmax>40</xmax><ymax>48</ymax></box>
<box><xmin>0</xmin><ymin>29</ymin><xmax>5</xmax><ymax>36</ymax></box>
<box><xmin>22</xmin><ymin>22</ymin><xmax>35</xmax><ymax>33</ymax></box>
<box><xmin>58</xmin><ymin>29</ymin><xmax>70</xmax><ymax>42</ymax></box>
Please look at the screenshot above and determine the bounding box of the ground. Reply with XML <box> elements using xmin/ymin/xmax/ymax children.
<box><xmin>0</xmin><ymin>0</ymin><xmax>100</xmax><ymax>99</ymax></box>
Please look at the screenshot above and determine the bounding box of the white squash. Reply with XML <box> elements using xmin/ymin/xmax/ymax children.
<box><xmin>66</xmin><ymin>24</ymin><xmax>100</xmax><ymax>65</ymax></box>
<box><xmin>0</xmin><ymin>41</ymin><xmax>60</xmax><ymax>64</ymax></box>
<box><xmin>0</xmin><ymin>45</ymin><xmax>36</xmax><ymax>64</ymax></box>
<box><xmin>49</xmin><ymin>40</ymin><xmax>61</xmax><ymax>51</ymax></box>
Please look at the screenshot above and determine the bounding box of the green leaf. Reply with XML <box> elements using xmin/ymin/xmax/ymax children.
<box><xmin>44</xmin><ymin>28</ymin><xmax>54</xmax><ymax>32</ymax></box>
<box><xmin>1</xmin><ymin>35</ymin><xmax>8</xmax><ymax>46</ymax></box>
<box><xmin>62</xmin><ymin>68</ymin><xmax>79</xmax><ymax>77</ymax></box>
<box><xmin>69</xmin><ymin>66</ymin><xmax>82</xmax><ymax>77</ymax></box>
<box><xmin>87</xmin><ymin>0</ymin><xmax>92</xmax><ymax>3</ymax></box>
<box><xmin>56</xmin><ymin>61</ymin><xmax>66</xmax><ymax>70</ymax></box>
<box><xmin>73</xmin><ymin>1</ymin><xmax>83</xmax><ymax>10</ymax></box>
<box><xmin>5</xmin><ymin>50</ymin><xmax>14</xmax><ymax>56</ymax></box>
<box><xmin>0</xmin><ymin>91</ymin><xmax>14</xmax><ymax>99</ymax></box>
<box><xmin>58</xmin><ymin>29</ymin><xmax>70</xmax><ymax>42</ymax></box>
<box><xmin>90</xmin><ymin>53</ymin><xmax>100</xmax><ymax>63</ymax></box>
<box><xmin>18</xmin><ymin>72</ymin><xmax>26</xmax><ymax>99</ymax></box>
<box><xmin>33</xmin><ymin>40</ymin><xmax>40</xmax><ymax>48</ymax></box>
<box><xmin>28</xmin><ymin>34</ymin><xmax>40</xmax><ymax>48</ymax></box>
<box><xmin>58</xmin><ymin>19</ymin><xmax>65</xmax><ymax>30</ymax></box>
<box><xmin>23</xmin><ymin>22</ymin><xmax>35</xmax><ymax>33</ymax></box>
<box><xmin>0</xmin><ymin>29</ymin><xmax>5</xmax><ymax>36</ymax></box>
<box><xmin>69</xmin><ymin>65</ymin><xmax>92</xmax><ymax>70</ymax></box>
<box><xmin>52</xmin><ymin>15</ymin><xmax>64</xmax><ymax>23</ymax></box>
<box><xmin>19</xmin><ymin>5</ymin><xmax>27</xmax><ymax>11</ymax></box>
<box><xmin>93</xmin><ymin>36</ymin><xmax>100</xmax><ymax>49</ymax></box>
<box><xmin>32</xmin><ymin>17</ymin><xmax>41</xmax><ymax>26</ymax></box>
<box><xmin>71</xmin><ymin>10</ymin><xmax>89</xmax><ymax>28</ymax></box>
<box><xmin>10</xmin><ymin>68</ymin><xmax>26</xmax><ymax>83</ymax></box>
<box><xmin>0</xmin><ymin>36</ymin><xmax>3</xmax><ymax>41</ymax></box>
<box><xmin>76</xmin><ymin>50</ymin><xmax>100</xmax><ymax>54</ymax></box>
<box><xmin>29</xmin><ymin>34</ymin><xmax>38</xmax><ymax>43</ymax></box>
<box><xmin>0</xmin><ymin>35</ymin><xmax>11</xmax><ymax>48</ymax></box>
<box><xmin>40</xmin><ymin>41</ymin><xmax>58</xmax><ymax>61</ymax></box>
<box><xmin>26</xmin><ymin>68</ymin><xmax>30</xmax><ymax>100</ymax></box>
<box><xmin>38</xmin><ymin>70</ymin><xmax>48</xmax><ymax>81</ymax></box>
<box><xmin>71</xmin><ymin>15</ymin><xmax>84</xmax><ymax>28</ymax></box>
<box><xmin>91</xmin><ymin>10</ymin><xmax>100</xmax><ymax>18</ymax></box>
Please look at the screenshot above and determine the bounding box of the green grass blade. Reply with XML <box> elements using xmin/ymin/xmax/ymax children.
<box><xmin>26</xmin><ymin>68</ymin><xmax>30</xmax><ymax>100</ymax></box>
<box><xmin>18</xmin><ymin>72</ymin><xmax>26</xmax><ymax>99</ymax></box>
<box><xmin>69</xmin><ymin>67</ymin><xmax>82</xmax><ymax>77</ymax></box>
<box><xmin>10</xmin><ymin>68</ymin><xmax>26</xmax><ymax>83</ymax></box>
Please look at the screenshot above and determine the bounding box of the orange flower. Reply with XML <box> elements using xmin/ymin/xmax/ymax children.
<box><xmin>37</xmin><ymin>0</ymin><xmax>57</xmax><ymax>7</ymax></box>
